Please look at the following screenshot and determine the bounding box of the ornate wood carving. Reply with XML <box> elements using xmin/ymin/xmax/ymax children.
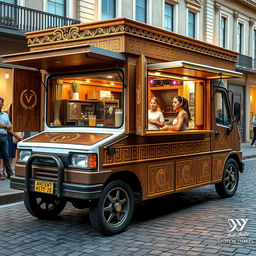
<box><xmin>147</xmin><ymin>163</ymin><xmax>174</xmax><ymax>196</ymax></box>
<box><xmin>103</xmin><ymin>139</ymin><xmax>210</xmax><ymax>166</ymax></box>
<box><xmin>212</xmin><ymin>154</ymin><xmax>226</xmax><ymax>181</ymax></box>
<box><xmin>126</xmin><ymin>37</ymin><xmax>235</xmax><ymax>70</ymax></box>
<box><xmin>13</xmin><ymin>69</ymin><xmax>41</xmax><ymax>132</ymax></box>
<box><xmin>196</xmin><ymin>157</ymin><xmax>211</xmax><ymax>184</ymax></box>
<box><xmin>136</xmin><ymin>55</ymin><xmax>147</xmax><ymax>136</ymax></box>
<box><xmin>176</xmin><ymin>160</ymin><xmax>196</xmax><ymax>189</ymax></box>
<box><xmin>26</xmin><ymin>19</ymin><xmax>238</xmax><ymax>63</ymax></box>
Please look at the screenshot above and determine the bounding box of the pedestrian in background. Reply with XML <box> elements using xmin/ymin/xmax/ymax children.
<box><xmin>0</xmin><ymin>97</ymin><xmax>14</xmax><ymax>179</ymax></box>
<box><xmin>251</xmin><ymin>115</ymin><xmax>256</xmax><ymax>147</ymax></box>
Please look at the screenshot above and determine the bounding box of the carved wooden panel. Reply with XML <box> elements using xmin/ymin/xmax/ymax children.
<box><xmin>103</xmin><ymin>139</ymin><xmax>210</xmax><ymax>166</ymax></box>
<box><xmin>147</xmin><ymin>163</ymin><xmax>174</xmax><ymax>196</ymax></box>
<box><xmin>13</xmin><ymin>69</ymin><xmax>41</xmax><ymax>132</ymax></box>
<box><xmin>212</xmin><ymin>154</ymin><xmax>227</xmax><ymax>182</ymax></box>
<box><xmin>196</xmin><ymin>157</ymin><xmax>211</xmax><ymax>184</ymax></box>
<box><xmin>135</xmin><ymin>55</ymin><xmax>147</xmax><ymax>136</ymax></box>
<box><xmin>176</xmin><ymin>160</ymin><xmax>196</xmax><ymax>189</ymax></box>
<box><xmin>126</xmin><ymin>37</ymin><xmax>235</xmax><ymax>71</ymax></box>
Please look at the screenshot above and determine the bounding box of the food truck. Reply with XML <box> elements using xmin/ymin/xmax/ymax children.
<box><xmin>2</xmin><ymin>18</ymin><xmax>243</xmax><ymax>235</ymax></box>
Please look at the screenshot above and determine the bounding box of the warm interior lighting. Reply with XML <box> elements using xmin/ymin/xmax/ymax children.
<box><xmin>5</xmin><ymin>73</ymin><xmax>9</xmax><ymax>79</ymax></box>
<box><xmin>155</xmin><ymin>72</ymin><xmax>161</xmax><ymax>75</ymax></box>
<box><xmin>107</xmin><ymin>75</ymin><xmax>113</xmax><ymax>79</ymax></box>
<box><xmin>250</xmin><ymin>96</ymin><xmax>252</xmax><ymax>102</ymax></box>
<box><xmin>111</xmin><ymin>82</ymin><xmax>115</xmax><ymax>85</ymax></box>
<box><xmin>85</xmin><ymin>79</ymin><xmax>91</xmax><ymax>83</ymax></box>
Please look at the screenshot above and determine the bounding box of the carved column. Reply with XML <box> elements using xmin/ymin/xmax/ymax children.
<box><xmin>232</xmin><ymin>11</ymin><xmax>239</xmax><ymax>52</ymax></box>
<box><xmin>214</xmin><ymin>2</ymin><xmax>221</xmax><ymax>45</ymax></box>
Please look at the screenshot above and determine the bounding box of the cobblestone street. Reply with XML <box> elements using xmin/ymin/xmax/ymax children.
<box><xmin>1</xmin><ymin>159</ymin><xmax>256</xmax><ymax>256</ymax></box>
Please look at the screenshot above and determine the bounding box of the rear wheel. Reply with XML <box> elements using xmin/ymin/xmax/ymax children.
<box><xmin>89</xmin><ymin>180</ymin><xmax>134</xmax><ymax>235</ymax></box>
<box><xmin>24</xmin><ymin>192</ymin><xmax>67</xmax><ymax>219</ymax></box>
<box><xmin>215</xmin><ymin>158</ymin><xmax>239</xmax><ymax>198</ymax></box>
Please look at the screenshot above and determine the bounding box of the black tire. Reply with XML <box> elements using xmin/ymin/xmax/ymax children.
<box><xmin>215</xmin><ymin>158</ymin><xmax>239</xmax><ymax>198</ymax></box>
<box><xmin>24</xmin><ymin>191</ymin><xmax>67</xmax><ymax>219</ymax></box>
<box><xmin>89</xmin><ymin>180</ymin><xmax>134</xmax><ymax>235</ymax></box>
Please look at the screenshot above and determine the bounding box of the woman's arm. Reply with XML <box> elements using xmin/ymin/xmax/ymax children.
<box><xmin>161</xmin><ymin>112</ymin><xmax>185</xmax><ymax>131</ymax></box>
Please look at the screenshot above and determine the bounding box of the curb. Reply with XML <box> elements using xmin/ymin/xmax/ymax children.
<box><xmin>242</xmin><ymin>155</ymin><xmax>256</xmax><ymax>160</ymax></box>
<box><xmin>0</xmin><ymin>192</ymin><xmax>23</xmax><ymax>205</ymax></box>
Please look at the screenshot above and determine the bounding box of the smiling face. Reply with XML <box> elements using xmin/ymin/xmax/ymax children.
<box><xmin>150</xmin><ymin>99</ymin><xmax>158</xmax><ymax>111</ymax></box>
<box><xmin>172</xmin><ymin>97</ymin><xmax>182</xmax><ymax>112</ymax></box>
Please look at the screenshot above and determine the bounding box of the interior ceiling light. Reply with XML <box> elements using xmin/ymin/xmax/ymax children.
<box><xmin>5</xmin><ymin>73</ymin><xmax>9</xmax><ymax>79</ymax></box>
<box><xmin>85</xmin><ymin>79</ymin><xmax>91</xmax><ymax>83</ymax></box>
<box><xmin>155</xmin><ymin>72</ymin><xmax>161</xmax><ymax>75</ymax></box>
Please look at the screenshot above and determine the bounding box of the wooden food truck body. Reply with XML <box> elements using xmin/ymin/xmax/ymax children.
<box><xmin>3</xmin><ymin>18</ymin><xmax>243</xmax><ymax>235</ymax></box>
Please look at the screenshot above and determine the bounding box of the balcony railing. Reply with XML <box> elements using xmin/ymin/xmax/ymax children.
<box><xmin>0</xmin><ymin>1</ymin><xmax>80</xmax><ymax>32</ymax></box>
<box><xmin>236</xmin><ymin>54</ymin><xmax>253</xmax><ymax>71</ymax></box>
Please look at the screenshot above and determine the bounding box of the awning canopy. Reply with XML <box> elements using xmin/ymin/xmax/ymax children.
<box><xmin>1</xmin><ymin>45</ymin><xmax>126</xmax><ymax>71</ymax></box>
<box><xmin>147</xmin><ymin>61</ymin><xmax>242</xmax><ymax>79</ymax></box>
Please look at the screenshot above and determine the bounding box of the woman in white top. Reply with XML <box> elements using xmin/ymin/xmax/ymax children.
<box><xmin>148</xmin><ymin>97</ymin><xmax>165</xmax><ymax>130</ymax></box>
<box><xmin>161</xmin><ymin>96</ymin><xmax>191</xmax><ymax>131</ymax></box>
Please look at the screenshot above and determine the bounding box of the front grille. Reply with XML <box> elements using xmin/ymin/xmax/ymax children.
<box><xmin>32</xmin><ymin>165</ymin><xmax>58</xmax><ymax>181</ymax></box>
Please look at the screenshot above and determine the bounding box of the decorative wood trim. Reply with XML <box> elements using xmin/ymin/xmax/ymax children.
<box><xmin>147</xmin><ymin>163</ymin><xmax>174</xmax><ymax>197</ymax></box>
<box><xmin>136</xmin><ymin>55</ymin><xmax>147</xmax><ymax>136</ymax></box>
<box><xmin>26</xmin><ymin>18</ymin><xmax>238</xmax><ymax>63</ymax></box>
<box><xmin>103</xmin><ymin>139</ymin><xmax>211</xmax><ymax>166</ymax></box>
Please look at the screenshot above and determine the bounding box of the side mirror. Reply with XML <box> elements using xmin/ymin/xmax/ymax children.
<box><xmin>234</xmin><ymin>102</ymin><xmax>241</xmax><ymax>124</ymax></box>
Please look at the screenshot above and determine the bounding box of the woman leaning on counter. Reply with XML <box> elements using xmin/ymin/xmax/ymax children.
<box><xmin>161</xmin><ymin>96</ymin><xmax>191</xmax><ymax>131</ymax></box>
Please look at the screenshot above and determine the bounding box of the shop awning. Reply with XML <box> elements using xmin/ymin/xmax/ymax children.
<box><xmin>147</xmin><ymin>61</ymin><xmax>242</xmax><ymax>79</ymax></box>
<box><xmin>1</xmin><ymin>45</ymin><xmax>126</xmax><ymax>71</ymax></box>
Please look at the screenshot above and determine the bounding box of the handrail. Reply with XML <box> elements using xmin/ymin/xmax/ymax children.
<box><xmin>0</xmin><ymin>1</ymin><xmax>80</xmax><ymax>32</ymax></box>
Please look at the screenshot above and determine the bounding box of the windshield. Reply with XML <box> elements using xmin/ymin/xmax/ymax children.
<box><xmin>46</xmin><ymin>71</ymin><xmax>124</xmax><ymax>128</ymax></box>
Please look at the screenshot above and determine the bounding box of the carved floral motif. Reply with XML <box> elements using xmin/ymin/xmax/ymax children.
<box><xmin>27</xmin><ymin>23</ymin><xmax>237</xmax><ymax>62</ymax></box>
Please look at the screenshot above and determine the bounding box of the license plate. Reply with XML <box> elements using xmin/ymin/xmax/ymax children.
<box><xmin>34</xmin><ymin>180</ymin><xmax>54</xmax><ymax>194</ymax></box>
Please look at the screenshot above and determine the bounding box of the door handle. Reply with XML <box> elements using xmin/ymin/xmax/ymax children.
<box><xmin>215</xmin><ymin>130</ymin><xmax>222</xmax><ymax>136</ymax></box>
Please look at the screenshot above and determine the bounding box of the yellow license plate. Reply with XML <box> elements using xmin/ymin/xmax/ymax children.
<box><xmin>34</xmin><ymin>180</ymin><xmax>54</xmax><ymax>194</ymax></box>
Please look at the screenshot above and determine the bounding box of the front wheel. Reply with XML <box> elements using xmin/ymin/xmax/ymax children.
<box><xmin>89</xmin><ymin>180</ymin><xmax>134</xmax><ymax>235</ymax></box>
<box><xmin>215</xmin><ymin>158</ymin><xmax>239</xmax><ymax>198</ymax></box>
<box><xmin>24</xmin><ymin>192</ymin><xmax>67</xmax><ymax>219</ymax></box>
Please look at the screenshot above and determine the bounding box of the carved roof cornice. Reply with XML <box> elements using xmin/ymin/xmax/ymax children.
<box><xmin>235</xmin><ymin>0</ymin><xmax>256</xmax><ymax>9</ymax></box>
<box><xmin>215</xmin><ymin>0</ymin><xmax>256</xmax><ymax>10</ymax></box>
<box><xmin>26</xmin><ymin>18</ymin><xmax>238</xmax><ymax>63</ymax></box>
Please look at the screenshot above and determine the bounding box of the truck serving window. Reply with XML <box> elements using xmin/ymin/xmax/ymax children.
<box><xmin>147</xmin><ymin>73</ymin><xmax>205</xmax><ymax>131</ymax></box>
<box><xmin>215</xmin><ymin>91</ymin><xmax>231</xmax><ymax>126</ymax></box>
<box><xmin>46</xmin><ymin>71</ymin><xmax>123</xmax><ymax>128</ymax></box>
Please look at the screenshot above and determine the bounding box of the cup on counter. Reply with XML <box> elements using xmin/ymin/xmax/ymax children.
<box><xmin>115</xmin><ymin>109</ymin><xmax>123</xmax><ymax>127</ymax></box>
<box><xmin>89</xmin><ymin>115</ymin><xmax>96</xmax><ymax>126</ymax></box>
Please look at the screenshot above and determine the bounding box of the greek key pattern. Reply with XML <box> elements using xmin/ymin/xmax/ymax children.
<box><xmin>27</xmin><ymin>23</ymin><xmax>237</xmax><ymax>62</ymax></box>
<box><xmin>104</xmin><ymin>140</ymin><xmax>210</xmax><ymax>166</ymax></box>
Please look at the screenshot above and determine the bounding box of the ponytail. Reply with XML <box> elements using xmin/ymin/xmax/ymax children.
<box><xmin>175</xmin><ymin>96</ymin><xmax>191</xmax><ymax>121</ymax></box>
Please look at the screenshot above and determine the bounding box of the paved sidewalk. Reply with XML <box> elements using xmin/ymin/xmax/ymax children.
<box><xmin>0</xmin><ymin>143</ymin><xmax>255</xmax><ymax>205</ymax></box>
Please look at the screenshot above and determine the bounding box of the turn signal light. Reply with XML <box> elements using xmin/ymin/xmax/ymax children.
<box><xmin>88</xmin><ymin>154</ymin><xmax>97</xmax><ymax>169</ymax></box>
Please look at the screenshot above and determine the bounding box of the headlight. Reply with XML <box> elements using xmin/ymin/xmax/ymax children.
<box><xmin>70</xmin><ymin>154</ymin><xmax>97</xmax><ymax>169</ymax></box>
<box><xmin>18</xmin><ymin>150</ymin><xmax>32</xmax><ymax>163</ymax></box>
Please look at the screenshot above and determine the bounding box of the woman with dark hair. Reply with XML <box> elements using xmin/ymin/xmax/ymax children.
<box><xmin>161</xmin><ymin>96</ymin><xmax>191</xmax><ymax>131</ymax></box>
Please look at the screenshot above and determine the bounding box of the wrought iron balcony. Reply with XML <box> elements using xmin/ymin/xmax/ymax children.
<box><xmin>0</xmin><ymin>1</ymin><xmax>80</xmax><ymax>32</ymax></box>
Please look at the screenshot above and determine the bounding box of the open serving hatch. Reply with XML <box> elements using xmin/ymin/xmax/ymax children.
<box><xmin>1</xmin><ymin>44</ymin><xmax>126</xmax><ymax>71</ymax></box>
<box><xmin>136</xmin><ymin>57</ymin><xmax>243</xmax><ymax>136</ymax></box>
<box><xmin>147</xmin><ymin>61</ymin><xmax>242</xmax><ymax>79</ymax></box>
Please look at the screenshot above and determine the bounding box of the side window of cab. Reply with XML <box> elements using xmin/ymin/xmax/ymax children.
<box><xmin>215</xmin><ymin>91</ymin><xmax>231</xmax><ymax>126</ymax></box>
